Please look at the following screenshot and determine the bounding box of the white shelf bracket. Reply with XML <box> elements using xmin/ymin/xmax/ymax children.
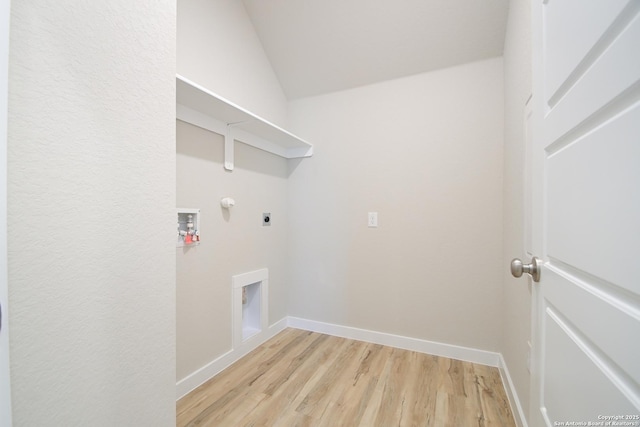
<box><xmin>224</xmin><ymin>124</ymin><xmax>234</xmax><ymax>171</ymax></box>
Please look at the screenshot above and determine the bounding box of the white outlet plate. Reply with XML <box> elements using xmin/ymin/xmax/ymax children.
<box><xmin>368</xmin><ymin>212</ymin><xmax>378</xmax><ymax>227</ymax></box>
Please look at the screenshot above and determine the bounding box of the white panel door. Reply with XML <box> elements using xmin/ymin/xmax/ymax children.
<box><xmin>529</xmin><ymin>0</ymin><xmax>640</xmax><ymax>426</ymax></box>
<box><xmin>0</xmin><ymin>0</ymin><xmax>10</xmax><ymax>425</ymax></box>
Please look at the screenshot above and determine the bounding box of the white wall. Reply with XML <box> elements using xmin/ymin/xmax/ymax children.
<box><xmin>178</xmin><ymin>0</ymin><xmax>288</xmax><ymax>127</ymax></box>
<box><xmin>177</xmin><ymin>5</ymin><xmax>526</xmax><ymax>416</ymax></box>
<box><xmin>176</xmin><ymin>0</ymin><xmax>292</xmax><ymax>384</ymax></box>
<box><xmin>0</xmin><ymin>0</ymin><xmax>10</xmax><ymax>423</ymax></box>
<box><xmin>287</xmin><ymin>58</ymin><xmax>505</xmax><ymax>352</ymax></box>
<box><xmin>8</xmin><ymin>2</ymin><xmax>176</xmax><ymax>425</ymax></box>
<box><xmin>176</xmin><ymin>121</ymin><xmax>289</xmax><ymax>382</ymax></box>
<box><xmin>502</xmin><ymin>0</ymin><xmax>533</xmax><ymax>417</ymax></box>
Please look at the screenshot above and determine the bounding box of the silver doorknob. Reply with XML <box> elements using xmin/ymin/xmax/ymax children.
<box><xmin>510</xmin><ymin>257</ymin><xmax>541</xmax><ymax>282</ymax></box>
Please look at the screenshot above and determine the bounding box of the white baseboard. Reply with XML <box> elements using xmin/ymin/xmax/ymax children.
<box><xmin>175</xmin><ymin>317</ymin><xmax>288</xmax><ymax>400</ymax></box>
<box><xmin>287</xmin><ymin>316</ymin><xmax>500</xmax><ymax>367</ymax></box>
<box><xmin>498</xmin><ymin>354</ymin><xmax>529</xmax><ymax>427</ymax></box>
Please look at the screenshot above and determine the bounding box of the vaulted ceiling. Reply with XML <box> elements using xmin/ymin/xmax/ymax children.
<box><xmin>242</xmin><ymin>0</ymin><xmax>510</xmax><ymax>99</ymax></box>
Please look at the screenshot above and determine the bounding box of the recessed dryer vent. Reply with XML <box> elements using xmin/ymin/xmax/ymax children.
<box><xmin>232</xmin><ymin>269</ymin><xmax>268</xmax><ymax>347</ymax></box>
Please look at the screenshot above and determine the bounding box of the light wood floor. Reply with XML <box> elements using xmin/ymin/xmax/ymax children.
<box><xmin>177</xmin><ymin>328</ymin><xmax>516</xmax><ymax>426</ymax></box>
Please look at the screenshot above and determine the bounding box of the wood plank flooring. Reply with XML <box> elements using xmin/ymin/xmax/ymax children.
<box><xmin>177</xmin><ymin>328</ymin><xmax>516</xmax><ymax>426</ymax></box>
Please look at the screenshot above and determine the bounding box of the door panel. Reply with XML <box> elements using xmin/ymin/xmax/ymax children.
<box><xmin>546</xmin><ymin>102</ymin><xmax>640</xmax><ymax>293</ymax></box>
<box><xmin>544</xmin><ymin>0</ymin><xmax>632</xmax><ymax>105</ymax></box>
<box><xmin>544</xmin><ymin>267</ymin><xmax>640</xmax><ymax>384</ymax></box>
<box><xmin>544</xmin><ymin>311</ymin><xmax>637</xmax><ymax>422</ymax></box>
<box><xmin>531</xmin><ymin>0</ymin><xmax>640</xmax><ymax>425</ymax></box>
<box><xmin>545</xmin><ymin>8</ymin><xmax>640</xmax><ymax>145</ymax></box>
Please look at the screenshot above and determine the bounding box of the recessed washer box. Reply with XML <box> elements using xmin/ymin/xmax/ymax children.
<box><xmin>177</xmin><ymin>208</ymin><xmax>200</xmax><ymax>247</ymax></box>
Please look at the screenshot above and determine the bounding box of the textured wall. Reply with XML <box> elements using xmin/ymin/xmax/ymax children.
<box><xmin>287</xmin><ymin>58</ymin><xmax>505</xmax><ymax>352</ymax></box>
<box><xmin>176</xmin><ymin>121</ymin><xmax>289</xmax><ymax>382</ymax></box>
<box><xmin>177</xmin><ymin>0</ymin><xmax>289</xmax><ymax>127</ymax></box>
<box><xmin>8</xmin><ymin>1</ymin><xmax>176</xmax><ymax>425</ymax></box>
<box><xmin>501</xmin><ymin>0</ymin><xmax>533</xmax><ymax>416</ymax></box>
<box><xmin>0</xmin><ymin>0</ymin><xmax>10</xmax><ymax>424</ymax></box>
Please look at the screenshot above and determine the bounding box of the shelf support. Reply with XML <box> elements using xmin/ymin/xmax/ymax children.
<box><xmin>224</xmin><ymin>124</ymin><xmax>234</xmax><ymax>171</ymax></box>
<box><xmin>177</xmin><ymin>76</ymin><xmax>313</xmax><ymax>166</ymax></box>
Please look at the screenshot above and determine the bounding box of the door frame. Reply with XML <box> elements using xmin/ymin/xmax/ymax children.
<box><xmin>529</xmin><ymin>0</ymin><xmax>544</xmax><ymax>423</ymax></box>
<box><xmin>1</xmin><ymin>0</ymin><xmax>11</xmax><ymax>425</ymax></box>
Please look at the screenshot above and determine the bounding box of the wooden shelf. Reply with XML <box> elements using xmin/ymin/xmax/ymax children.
<box><xmin>176</xmin><ymin>75</ymin><xmax>313</xmax><ymax>170</ymax></box>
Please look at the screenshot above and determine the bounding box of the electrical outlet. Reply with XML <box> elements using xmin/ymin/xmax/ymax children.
<box><xmin>263</xmin><ymin>213</ymin><xmax>271</xmax><ymax>226</ymax></box>
<box><xmin>368</xmin><ymin>212</ymin><xmax>378</xmax><ymax>227</ymax></box>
